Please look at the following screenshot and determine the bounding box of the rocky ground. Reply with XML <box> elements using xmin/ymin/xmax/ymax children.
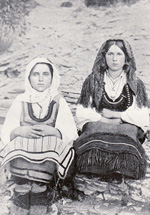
<box><xmin>0</xmin><ymin>0</ymin><xmax>150</xmax><ymax>214</ymax></box>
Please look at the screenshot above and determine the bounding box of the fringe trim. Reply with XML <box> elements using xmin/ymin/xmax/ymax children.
<box><xmin>77</xmin><ymin>148</ymin><xmax>147</xmax><ymax>179</ymax></box>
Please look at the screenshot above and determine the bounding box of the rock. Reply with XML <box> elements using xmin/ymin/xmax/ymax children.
<box><xmin>29</xmin><ymin>205</ymin><xmax>48</xmax><ymax>215</ymax></box>
<box><xmin>10</xmin><ymin>203</ymin><xmax>29</xmax><ymax>215</ymax></box>
<box><xmin>61</xmin><ymin>2</ymin><xmax>73</xmax><ymax>8</ymax></box>
<box><xmin>74</xmin><ymin>174</ymin><xmax>109</xmax><ymax>195</ymax></box>
<box><xmin>104</xmin><ymin>193</ymin><xmax>122</xmax><ymax>201</ymax></box>
<box><xmin>48</xmin><ymin>204</ymin><xmax>58</xmax><ymax>215</ymax></box>
<box><xmin>126</xmin><ymin>179</ymin><xmax>142</xmax><ymax>195</ymax></box>
<box><xmin>85</xmin><ymin>0</ymin><xmax>104</xmax><ymax>7</ymax></box>
<box><xmin>4</xmin><ymin>68</ymin><xmax>20</xmax><ymax>78</ymax></box>
<box><xmin>74</xmin><ymin>174</ymin><xmax>131</xmax><ymax>204</ymax></box>
<box><xmin>133</xmin><ymin>206</ymin><xmax>142</xmax><ymax>212</ymax></box>
<box><xmin>85</xmin><ymin>0</ymin><xmax>140</xmax><ymax>7</ymax></box>
<box><xmin>103</xmin><ymin>202</ymin><xmax>109</xmax><ymax>207</ymax></box>
<box><xmin>117</xmin><ymin>211</ymin><xmax>135</xmax><ymax>215</ymax></box>
<box><xmin>109</xmin><ymin>180</ymin><xmax>129</xmax><ymax>196</ymax></box>
<box><xmin>131</xmin><ymin>193</ymin><xmax>146</xmax><ymax>203</ymax></box>
<box><xmin>0</xmin><ymin>206</ymin><xmax>9</xmax><ymax>215</ymax></box>
<box><xmin>141</xmin><ymin>186</ymin><xmax>150</xmax><ymax>199</ymax></box>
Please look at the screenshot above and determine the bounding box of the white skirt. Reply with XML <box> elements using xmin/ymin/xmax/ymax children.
<box><xmin>0</xmin><ymin>136</ymin><xmax>74</xmax><ymax>181</ymax></box>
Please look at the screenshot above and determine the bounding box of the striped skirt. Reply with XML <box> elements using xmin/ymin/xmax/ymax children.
<box><xmin>0</xmin><ymin>136</ymin><xmax>74</xmax><ymax>183</ymax></box>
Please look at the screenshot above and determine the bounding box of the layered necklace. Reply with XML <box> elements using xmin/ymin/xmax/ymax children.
<box><xmin>105</xmin><ymin>70</ymin><xmax>125</xmax><ymax>101</ymax></box>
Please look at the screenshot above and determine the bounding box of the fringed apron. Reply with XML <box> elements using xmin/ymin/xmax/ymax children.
<box><xmin>74</xmin><ymin>84</ymin><xmax>147</xmax><ymax>179</ymax></box>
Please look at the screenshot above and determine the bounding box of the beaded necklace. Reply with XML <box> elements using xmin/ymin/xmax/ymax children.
<box><xmin>106</xmin><ymin>71</ymin><xmax>124</xmax><ymax>101</ymax></box>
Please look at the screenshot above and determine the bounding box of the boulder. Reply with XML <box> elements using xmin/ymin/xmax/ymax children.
<box><xmin>85</xmin><ymin>0</ymin><xmax>139</xmax><ymax>7</ymax></box>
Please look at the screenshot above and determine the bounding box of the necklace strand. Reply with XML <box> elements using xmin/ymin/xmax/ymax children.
<box><xmin>107</xmin><ymin>74</ymin><xmax>123</xmax><ymax>101</ymax></box>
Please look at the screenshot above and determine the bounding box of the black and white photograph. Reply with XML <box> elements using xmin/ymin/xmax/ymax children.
<box><xmin>0</xmin><ymin>0</ymin><xmax>150</xmax><ymax>214</ymax></box>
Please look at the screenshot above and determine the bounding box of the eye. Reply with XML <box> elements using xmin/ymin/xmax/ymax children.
<box><xmin>43</xmin><ymin>72</ymin><xmax>50</xmax><ymax>76</ymax></box>
<box><xmin>117</xmin><ymin>52</ymin><xmax>123</xmax><ymax>56</ymax></box>
<box><xmin>32</xmin><ymin>72</ymin><xmax>39</xmax><ymax>76</ymax></box>
<box><xmin>107</xmin><ymin>52</ymin><xmax>113</xmax><ymax>56</ymax></box>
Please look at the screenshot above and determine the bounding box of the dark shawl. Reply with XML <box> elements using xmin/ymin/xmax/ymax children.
<box><xmin>78</xmin><ymin>40</ymin><xmax>148</xmax><ymax>110</ymax></box>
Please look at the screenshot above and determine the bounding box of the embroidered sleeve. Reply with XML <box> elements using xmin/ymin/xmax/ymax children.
<box><xmin>121</xmin><ymin>96</ymin><xmax>149</xmax><ymax>132</ymax></box>
<box><xmin>76</xmin><ymin>104</ymin><xmax>102</xmax><ymax>130</ymax></box>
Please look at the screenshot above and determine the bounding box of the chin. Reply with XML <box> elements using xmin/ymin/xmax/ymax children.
<box><xmin>36</xmin><ymin>88</ymin><xmax>45</xmax><ymax>92</ymax></box>
<box><xmin>111</xmin><ymin>67</ymin><xmax>121</xmax><ymax>72</ymax></box>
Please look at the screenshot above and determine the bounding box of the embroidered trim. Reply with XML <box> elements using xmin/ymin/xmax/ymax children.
<box><xmin>27</xmin><ymin>100</ymin><xmax>56</xmax><ymax>122</ymax></box>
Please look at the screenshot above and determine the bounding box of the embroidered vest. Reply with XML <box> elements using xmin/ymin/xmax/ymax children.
<box><xmin>98</xmin><ymin>84</ymin><xmax>133</xmax><ymax>112</ymax></box>
<box><xmin>20</xmin><ymin>95</ymin><xmax>61</xmax><ymax>127</ymax></box>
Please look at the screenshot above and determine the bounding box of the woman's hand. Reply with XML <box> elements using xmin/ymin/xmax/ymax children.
<box><xmin>33</xmin><ymin>125</ymin><xmax>53</xmax><ymax>136</ymax></box>
<box><xmin>101</xmin><ymin>108</ymin><xmax>121</xmax><ymax>119</ymax></box>
<box><xmin>10</xmin><ymin>126</ymin><xmax>44</xmax><ymax>140</ymax></box>
<box><xmin>10</xmin><ymin>125</ymin><xmax>62</xmax><ymax>141</ymax></box>
<box><xmin>32</xmin><ymin>125</ymin><xmax>62</xmax><ymax>139</ymax></box>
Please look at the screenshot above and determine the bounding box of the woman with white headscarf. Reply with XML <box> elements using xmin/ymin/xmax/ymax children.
<box><xmin>0</xmin><ymin>58</ymin><xmax>78</xmax><ymax>186</ymax></box>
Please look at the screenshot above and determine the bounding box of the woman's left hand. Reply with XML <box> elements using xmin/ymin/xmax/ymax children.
<box><xmin>33</xmin><ymin>125</ymin><xmax>61</xmax><ymax>138</ymax></box>
<box><xmin>33</xmin><ymin>125</ymin><xmax>53</xmax><ymax>136</ymax></box>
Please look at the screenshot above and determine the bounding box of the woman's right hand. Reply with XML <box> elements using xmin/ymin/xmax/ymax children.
<box><xmin>10</xmin><ymin>126</ymin><xmax>43</xmax><ymax>141</ymax></box>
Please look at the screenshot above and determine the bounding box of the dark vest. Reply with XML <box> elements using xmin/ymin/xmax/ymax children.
<box><xmin>98</xmin><ymin>84</ymin><xmax>133</xmax><ymax>112</ymax></box>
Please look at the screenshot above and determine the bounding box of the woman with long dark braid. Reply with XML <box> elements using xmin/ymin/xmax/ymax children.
<box><xmin>74</xmin><ymin>39</ymin><xmax>149</xmax><ymax>181</ymax></box>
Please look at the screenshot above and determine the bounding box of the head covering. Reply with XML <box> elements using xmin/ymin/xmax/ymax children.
<box><xmin>16</xmin><ymin>58</ymin><xmax>60</xmax><ymax>103</ymax></box>
<box><xmin>78</xmin><ymin>39</ymin><xmax>148</xmax><ymax>109</ymax></box>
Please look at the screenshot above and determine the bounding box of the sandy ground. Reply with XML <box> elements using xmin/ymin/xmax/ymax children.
<box><xmin>0</xmin><ymin>0</ymin><xmax>150</xmax><ymax>214</ymax></box>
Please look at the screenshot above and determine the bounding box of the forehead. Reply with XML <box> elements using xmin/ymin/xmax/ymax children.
<box><xmin>107</xmin><ymin>45</ymin><xmax>124</xmax><ymax>53</ymax></box>
<box><xmin>31</xmin><ymin>63</ymin><xmax>51</xmax><ymax>72</ymax></box>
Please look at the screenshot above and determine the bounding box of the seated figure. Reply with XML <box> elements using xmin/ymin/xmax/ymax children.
<box><xmin>0</xmin><ymin>58</ymin><xmax>78</xmax><ymax>204</ymax></box>
<box><xmin>74</xmin><ymin>39</ymin><xmax>149</xmax><ymax>180</ymax></box>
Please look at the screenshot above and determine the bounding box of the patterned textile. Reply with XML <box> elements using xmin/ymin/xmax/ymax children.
<box><xmin>21</xmin><ymin>99</ymin><xmax>59</xmax><ymax>126</ymax></box>
<box><xmin>0</xmin><ymin>136</ymin><xmax>74</xmax><ymax>182</ymax></box>
<box><xmin>74</xmin><ymin>122</ymin><xmax>147</xmax><ymax>179</ymax></box>
<box><xmin>0</xmin><ymin>95</ymin><xmax>75</xmax><ymax>182</ymax></box>
<box><xmin>99</xmin><ymin>84</ymin><xmax>133</xmax><ymax>112</ymax></box>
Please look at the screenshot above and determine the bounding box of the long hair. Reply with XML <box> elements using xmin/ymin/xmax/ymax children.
<box><xmin>93</xmin><ymin>39</ymin><xmax>134</xmax><ymax>74</ymax></box>
<box><xmin>78</xmin><ymin>39</ymin><xmax>148</xmax><ymax>109</ymax></box>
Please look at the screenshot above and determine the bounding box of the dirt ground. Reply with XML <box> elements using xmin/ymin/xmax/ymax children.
<box><xmin>0</xmin><ymin>0</ymin><xmax>150</xmax><ymax>214</ymax></box>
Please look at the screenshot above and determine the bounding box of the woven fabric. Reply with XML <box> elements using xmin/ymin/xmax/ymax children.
<box><xmin>74</xmin><ymin>122</ymin><xmax>147</xmax><ymax>179</ymax></box>
<box><xmin>1</xmin><ymin>135</ymin><xmax>74</xmax><ymax>181</ymax></box>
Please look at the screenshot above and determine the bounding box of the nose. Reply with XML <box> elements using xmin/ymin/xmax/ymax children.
<box><xmin>113</xmin><ymin>54</ymin><xmax>117</xmax><ymax>61</ymax></box>
<box><xmin>39</xmin><ymin>74</ymin><xmax>43</xmax><ymax>82</ymax></box>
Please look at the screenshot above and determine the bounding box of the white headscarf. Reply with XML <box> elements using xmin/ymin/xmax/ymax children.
<box><xmin>16</xmin><ymin>58</ymin><xmax>60</xmax><ymax>103</ymax></box>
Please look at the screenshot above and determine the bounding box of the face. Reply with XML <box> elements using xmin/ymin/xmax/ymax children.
<box><xmin>105</xmin><ymin>45</ymin><xmax>125</xmax><ymax>72</ymax></box>
<box><xmin>29</xmin><ymin>64</ymin><xmax>52</xmax><ymax>92</ymax></box>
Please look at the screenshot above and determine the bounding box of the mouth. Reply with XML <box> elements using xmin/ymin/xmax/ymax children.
<box><xmin>38</xmin><ymin>83</ymin><xmax>45</xmax><ymax>86</ymax></box>
<box><xmin>112</xmin><ymin>63</ymin><xmax>118</xmax><ymax>66</ymax></box>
